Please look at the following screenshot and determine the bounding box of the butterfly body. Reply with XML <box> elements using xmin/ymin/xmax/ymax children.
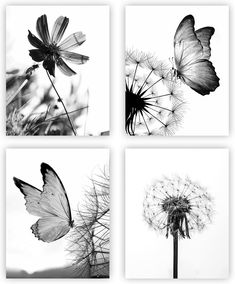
<box><xmin>13</xmin><ymin>163</ymin><xmax>73</xmax><ymax>243</ymax></box>
<box><xmin>174</xmin><ymin>15</ymin><xmax>220</xmax><ymax>96</ymax></box>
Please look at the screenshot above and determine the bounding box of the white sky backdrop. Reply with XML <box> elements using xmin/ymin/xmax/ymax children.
<box><xmin>6</xmin><ymin>6</ymin><xmax>109</xmax><ymax>135</ymax></box>
<box><xmin>125</xmin><ymin>149</ymin><xmax>229</xmax><ymax>279</ymax></box>
<box><xmin>126</xmin><ymin>6</ymin><xmax>229</xmax><ymax>136</ymax></box>
<box><xmin>6</xmin><ymin>148</ymin><xmax>109</xmax><ymax>273</ymax></box>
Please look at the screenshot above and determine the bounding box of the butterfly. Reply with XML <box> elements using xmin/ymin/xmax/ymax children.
<box><xmin>174</xmin><ymin>14</ymin><xmax>220</xmax><ymax>96</ymax></box>
<box><xmin>13</xmin><ymin>162</ymin><xmax>74</xmax><ymax>243</ymax></box>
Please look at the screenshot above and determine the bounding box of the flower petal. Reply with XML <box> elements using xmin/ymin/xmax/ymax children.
<box><xmin>29</xmin><ymin>49</ymin><xmax>46</xmax><ymax>62</ymax></box>
<box><xmin>51</xmin><ymin>16</ymin><xmax>69</xmax><ymax>44</ymax></box>
<box><xmin>59</xmin><ymin>51</ymin><xmax>89</xmax><ymax>64</ymax></box>
<box><xmin>58</xmin><ymin>32</ymin><xmax>86</xmax><ymax>51</ymax></box>
<box><xmin>56</xmin><ymin>57</ymin><xmax>76</xmax><ymax>76</ymax></box>
<box><xmin>43</xmin><ymin>56</ymin><xmax>55</xmax><ymax>77</ymax></box>
<box><xmin>28</xmin><ymin>30</ymin><xmax>46</xmax><ymax>49</ymax></box>
<box><xmin>36</xmin><ymin>15</ymin><xmax>50</xmax><ymax>45</ymax></box>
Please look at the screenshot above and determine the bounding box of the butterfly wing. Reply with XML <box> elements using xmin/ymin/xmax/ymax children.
<box><xmin>179</xmin><ymin>59</ymin><xmax>220</xmax><ymax>95</ymax></box>
<box><xmin>174</xmin><ymin>15</ymin><xmax>220</xmax><ymax>95</ymax></box>
<box><xmin>13</xmin><ymin>177</ymin><xmax>45</xmax><ymax>217</ymax></box>
<box><xmin>13</xmin><ymin>163</ymin><xmax>73</xmax><ymax>242</ymax></box>
<box><xmin>174</xmin><ymin>15</ymin><xmax>203</xmax><ymax>71</ymax></box>
<box><xmin>31</xmin><ymin>216</ymin><xmax>71</xmax><ymax>242</ymax></box>
<box><xmin>195</xmin><ymin>27</ymin><xmax>215</xmax><ymax>59</ymax></box>
<box><xmin>40</xmin><ymin>163</ymin><xmax>73</xmax><ymax>223</ymax></box>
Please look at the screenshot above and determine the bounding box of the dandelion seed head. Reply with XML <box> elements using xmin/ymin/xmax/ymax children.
<box><xmin>125</xmin><ymin>49</ymin><xmax>186</xmax><ymax>136</ymax></box>
<box><xmin>143</xmin><ymin>176</ymin><xmax>213</xmax><ymax>239</ymax></box>
<box><xmin>67</xmin><ymin>170</ymin><xmax>109</xmax><ymax>277</ymax></box>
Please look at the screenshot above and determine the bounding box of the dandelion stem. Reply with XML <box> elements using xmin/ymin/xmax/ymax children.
<box><xmin>46</xmin><ymin>70</ymin><xmax>77</xmax><ymax>136</ymax></box>
<box><xmin>145</xmin><ymin>94</ymin><xmax>172</xmax><ymax>99</ymax></box>
<box><xmin>138</xmin><ymin>70</ymin><xmax>153</xmax><ymax>92</ymax></box>
<box><xmin>143</xmin><ymin>109</ymin><xmax>165</xmax><ymax>126</ymax></box>
<box><xmin>131</xmin><ymin>63</ymin><xmax>139</xmax><ymax>91</ymax></box>
<box><xmin>147</xmin><ymin>104</ymin><xmax>172</xmax><ymax>113</ymax></box>
<box><xmin>173</xmin><ymin>231</ymin><xmax>178</xmax><ymax>279</ymax></box>
<box><xmin>140</xmin><ymin>77</ymin><xmax>163</xmax><ymax>97</ymax></box>
<box><xmin>146</xmin><ymin>77</ymin><xmax>163</xmax><ymax>91</ymax></box>
<box><xmin>140</xmin><ymin>111</ymin><xmax>151</xmax><ymax>134</ymax></box>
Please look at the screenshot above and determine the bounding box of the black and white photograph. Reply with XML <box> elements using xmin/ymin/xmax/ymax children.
<box><xmin>6</xmin><ymin>149</ymin><xmax>109</xmax><ymax>278</ymax></box>
<box><xmin>125</xmin><ymin>149</ymin><xmax>229</xmax><ymax>279</ymax></box>
<box><xmin>125</xmin><ymin>6</ymin><xmax>229</xmax><ymax>136</ymax></box>
<box><xmin>6</xmin><ymin>6</ymin><xmax>109</xmax><ymax>136</ymax></box>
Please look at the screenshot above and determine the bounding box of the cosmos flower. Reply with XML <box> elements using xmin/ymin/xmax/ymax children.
<box><xmin>125</xmin><ymin>50</ymin><xmax>186</xmax><ymax>136</ymax></box>
<box><xmin>143</xmin><ymin>176</ymin><xmax>213</xmax><ymax>239</ymax></box>
<box><xmin>28</xmin><ymin>14</ymin><xmax>89</xmax><ymax>77</ymax></box>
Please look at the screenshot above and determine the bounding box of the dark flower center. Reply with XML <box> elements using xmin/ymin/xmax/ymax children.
<box><xmin>126</xmin><ymin>90</ymin><xmax>146</xmax><ymax>112</ymax></box>
<box><xmin>126</xmin><ymin>87</ymin><xmax>148</xmax><ymax>120</ymax></box>
<box><xmin>162</xmin><ymin>196</ymin><xmax>191</xmax><ymax>215</ymax></box>
<box><xmin>162</xmin><ymin>195</ymin><xmax>192</xmax><ymax>238</ymax></box>
<box><xmin>45</xmin><ymin>44</ymin><xmax>60</xmax><ymax>57</ymax></box>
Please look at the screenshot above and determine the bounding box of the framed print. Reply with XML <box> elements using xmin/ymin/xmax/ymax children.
<box><xmin>6</xmin><ymin>6</ymin><xmax>109</xmax><ymax>136</ymax></box>
<box><xmin>6</xmin><ymin>149</ymin><xmax>109</xmax><ymax>278</ymax></box>
<box><xmin>125</xmin><ymin>6</ymin><xmax>229</xmax><ymax>136</ymax></box>
<box><xmin>125</xmin><ymin>148</ymin><xmax>229</xmax><ymax>279</ymax></box>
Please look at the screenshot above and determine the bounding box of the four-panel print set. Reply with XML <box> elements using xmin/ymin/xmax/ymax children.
<box><xmin>6</xmin><ymin>5</ymin><xmax>229</xmax><ymax>279</ymax></box>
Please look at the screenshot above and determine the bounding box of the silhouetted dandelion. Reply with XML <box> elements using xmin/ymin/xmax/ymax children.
<box><xmin>143</xmin><ymin>176</ymin><xmax>213</xmax><ymax>278</ymax></box>
<box><xmin>67</xmin><ymin>169</ymin><xmax>109</xmax><ymax>278</ymax></box>
<box><xmin>125</xmin><ymin>49</ymin><xmax>186</xmax><ymax>135</ymax></box>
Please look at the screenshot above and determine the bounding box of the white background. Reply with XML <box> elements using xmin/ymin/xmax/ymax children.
<box><xmin>6</xmin><ymin>6</ymin><xmax>109</xmax><ymax>135</ymax></box>
<box><xmin>6</xmin><ymin>148</ymin><xmax>109</xmax><ymax>273</ymax></box>
<box><xmin>0</xmin><ymin>0</ymin><xmax>234</xmax><ymax>284</ymax></box>
<box><xmin>126</xmin><ymin>6</ymin><xmax>229</xmax><ymax>136</ymax></box>
<box><xmin>126</xmin><ymin>149</ymin><xmax>229</xmax><ymax>279</ymax></box>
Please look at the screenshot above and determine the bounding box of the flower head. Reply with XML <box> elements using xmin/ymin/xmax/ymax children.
<box><xmin>28</xmin><ymin>14</ymin><xmax>89</xmax><ymax>77</ymax></box>
<box><xmin>143</xmin><ymin>176</ymin><xmax>213</xmax><ymax>239</ymax></box>
<box><xmin>67</xmin><ymin>169</ymin><xmax>110</xmax><ymax>278</ymax></box>
<box><xmin>125</xmin><ymin>49</ymin><xmax>186</xmax><ymax>136</ymax></box>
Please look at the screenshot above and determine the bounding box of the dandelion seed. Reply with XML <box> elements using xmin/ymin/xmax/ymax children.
<box><xmin>165</xmin><ymin>81</ymin><xmax>185</xmax><ymax>102</ymax></box>
<box><xmin>126</xmin><ymin>49</ymin><xmax>147</xmax><ymax>66</ymax></box>
<box><xmin>168</xmin><ymin>102</ymin><xmax>186</xmax><ymax>121</ymax></box>
<box><xmin>155</xmin><ymin>118</ymin><xmax>179</xmax><ymax>136</ymax></box>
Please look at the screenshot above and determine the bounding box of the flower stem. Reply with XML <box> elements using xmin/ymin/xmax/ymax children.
<box><xmin>7</xmin><ymin>78</ymin><xmax>28</xmax><ymax>106</ymax></box>
<box><xmin>173</xmin><ymin>231</ymin><xmax>178</xmax><ymax>279</ymax></box>
<box><xmin>46</xmin><ymin>71</ymin><xmax>77</xmax><ymax>136</ymax></box>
